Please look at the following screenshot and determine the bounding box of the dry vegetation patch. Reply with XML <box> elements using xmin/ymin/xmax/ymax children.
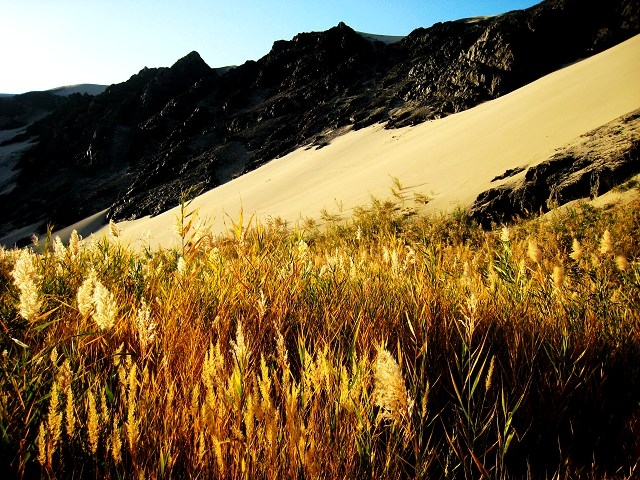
<box><xmin>1</xmin><ymin>194</ymin><xmax>639</xmax><ymax>479</ymax></box>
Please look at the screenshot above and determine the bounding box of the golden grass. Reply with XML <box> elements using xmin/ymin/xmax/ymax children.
<box><xmin>1</xmin><ymin>193</ymin><xmax>639</xmax><ymax>479</ymax></box>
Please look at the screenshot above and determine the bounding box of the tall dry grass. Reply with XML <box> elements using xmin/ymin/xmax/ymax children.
<box><xmin>1</xmin><ymin>192</ymin><xmax>639</xmax><ymax>479</ymax></box>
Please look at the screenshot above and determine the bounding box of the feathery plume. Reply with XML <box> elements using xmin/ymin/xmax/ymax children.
<box><xmin>552</xmin><ymin>264</ymin><xmax>565</xmax><ymax>288</ymax></box>
<box><xmin>257</xmin><ymin>289</ymin><xmax>267</xmax><ymax>320</ymax></box>
<box><xmin>56</xmin><ymin>359</ymin><xmax>72</xmax><ymax>392</ymax></box>
<box><xmin>382</xmin><ymin>246</ymin><xmax>390</xmax><ymax>265</ymax></box>
<box><xmin>296</xmin><ymin>239</ymin><xmax>309</xmax><ymax>259</ymax></box>
<box><xmin>113</xmin><ymin>342</ymin><xmax>125</xmax><ymax>368</ymax></box>
<box><xmin>87</xmin><ymin>390</ymin><xmax>100</xmax><ymax>454</ymax></box>
<box><xmin>404</xmin><ymin>245</ymin><xmax>416</xmax><ymax>268</ymax></box>
<box><xmin>233</xmin><ymin>321</ymin><xmax>247</xmax><ymax>358</ymax></box>
<box><xmin>11</xmin><ymin>249</ymin><xmax>43</xmax><ymax>322</ymax></box>
<box><xmin>275</xmin><ymin>328</ymin><xmax>289</xmax><ymax>372</ymax></box>
<box><xmin>615</xmin><ymin>254</ymin><xmax>629</xmax><ymax>271</ymax></box>
<box><xmin>485</xmin><ymin>356</ymin><xmax>496</xmax><ymax>392</ymax></box>
<box><xmin>17</xmin><ymin>281</ymin><xmax>42</xmax><ymax>322</ymax></box>
<box><xmin>125</xmin><ymin>364</ymin><xmax>139</xmax><ymax>452</ymax></box>
<box><xmin>500</xmin><ymin>226</ymin><xmax>510</xmax><ymax>243</ymax></box>
<box><xmin>37</xmin><ymin>423</ymin><xmax>47</xmax><ymax>466</ymax></box>
<box><xmin>527</xmin><ymin>240</ymin><xmax>542</xmax><ymax>264</ymax></box>
<box><xmin>109</xmin><ymin>219</ymin><xmax>121</xmax><ymax>238</ymax></box>
<box><xmin>53</xmin><ymin>236</ymin><xmax>66</xmax><ymax>259</ymax></box>
<box><xmin>600</xmin><ymin>229</ymin><xmax>613</xmax><ymax>255</ymax></box>
<box><xmin>373</xmin><ymin>347</ymin><xmax>410</xmax><ymax>424</ymax></box>
<box><xmin>135</xmin><ymin>298</ymin><xmax>156</xmax><ymax>354</ymax></box>
<box><xmin>50</xmin><ymin>346</ymin><xmax>59</xmax><ymax>366</ymax></box>
<box><xmin>64</xmin><ymin>384</ymin><xmax>75</xmax><ymax>439</ymax></box>
<box><xmin>77</xmin><ymin>269</ymin><xmax>97</xmax><ymax>317</ymax></box>
<box><xmin>338</xmin><ymin>365</ymin><xmax>352</xmax><ymax>412</ymax></box>
<box><xmin>69</xmin><ymin>230</ymin><xmax>81</xmax><ymax>257</ymax></box>
<box><xmin>391</xmin><ymin>249</ymin><xmax>400</xmax><ymax>274</ymax></box>
<box><xmin>111</xmin><ymin>417</ymin><xmax>122</xmax><ymax>464</ymax></box>
<box><xmin>244</xmin><ymin>392</ymin><xmax>255</xmax><ymax>441</ymax></box>
<box><xmin>92</xmin><ymin>281</ymin><xmax>118</xmax><ymax>331</ymax></box>
<box><xmin>46</xmin><ymin>382</ymin><xmax>63</xmax><ymax>465</ymax></box>
<box><xmin>569</xmin><ymin>238</ymin><xmax>583</xmax><ymax>261</ymax></box>
<box><xmin>177</xmin><ymin>256</ymin><xmax>187</xmax><ymax>276</ymax></box>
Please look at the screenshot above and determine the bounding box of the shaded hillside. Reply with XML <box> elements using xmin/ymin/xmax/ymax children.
<box><xmin>0</xmin><ymin>86</ymin><xmax>107</xmax><ymax>129</ymax></box>
<box><xmin>0</xmin><ymin>92</ymin><xmax>72</xmax><ymax>130</ymax></box>
<box><xmin>0</xmin><ymin>0</ymin><xmax>638</xmax><ymax>242</ymax></box>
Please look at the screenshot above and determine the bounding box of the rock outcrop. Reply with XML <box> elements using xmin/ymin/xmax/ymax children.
<box><xmin>0</xmin><ymin>0</ymin><xmax>638</xmax><ymax>242</ymax></box>
<box><xmin>469</xmin><ymin>109</ymin><xmax>640</xmax><ymax>227</ymax></box>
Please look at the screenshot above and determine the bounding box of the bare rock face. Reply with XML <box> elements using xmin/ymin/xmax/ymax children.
<box><xmin>0</xmin><ymin>0</ymin><xmax>639</xmax><ymax>242</ymax></box>
<box><xmin>469</xmin><ymin>110</ymin><xmax>640</xmax><ymax>227</ymax></box>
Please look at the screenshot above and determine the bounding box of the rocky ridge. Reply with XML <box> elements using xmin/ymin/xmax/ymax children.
<box><xmin>0</xmin><ymin>0</ymin><xmax>639</xmax><ymax>243</ymax></box>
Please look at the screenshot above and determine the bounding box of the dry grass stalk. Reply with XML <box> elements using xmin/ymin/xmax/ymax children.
<box><xmin>11</xmin><ymin>249</ymin><xmax>42</xmax><ymax>321</ymax></box>
<box><xmin>373</xmin><ymin>347</ymin><xmax>411</xmax><ymax>425</ymax></box>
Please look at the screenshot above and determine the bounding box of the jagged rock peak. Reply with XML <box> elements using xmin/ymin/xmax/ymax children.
<box><xmin>170</xmin><ymin>51</ymin><xmax>211</xmax><ymax>76</ymax></box>
<box><xmin>270</xmin><ymin>21</ymin><xmax>364</xmax><ymax>54</ymax></box>
<box><xmin>171</xmin><ymin>51</ymin><xmax>209</xmax><ymax>69</ymax></box>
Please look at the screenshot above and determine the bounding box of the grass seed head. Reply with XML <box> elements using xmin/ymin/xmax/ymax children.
<box><xmin>37</xmin><ymin>423</ymin><xmax>47</xmax><ymax>466</ymax></box>
<box><xmin>46</xmin><ymin>382</ymin><xmax>63</xmax><ymax>463</ymax></box>
<box><xmin>177</xmin><ymin>256</ymin><xmax>187</xmax><ymax>276</ymax></box>
<box><xmin>135</xmin><ymin>298</ymin><xmax>156</xmax><ymax>353</ymax></box>
<box><xmin>111</xmin><ymin>417</ymin><xmax>122</xmax><ymax>464</ymax></box>
<box><xmin>92</xmin><ymin>281</ymin><xmax>118</xmax><ymax>331</ymax></box>
<box><xmin>69</xmin><ymin>230</ymin><xmax>81</xmax><ymax>257</ymax></box>
<box><xmin>77</xmin><ymin>269</ymin><xmax>97</xmax><ymax>317</ymax></box>
<box><xmin>527</xmin><ymin>240</ymin><xmax>542</xmax><ymax>264</ymax></box>
<box><xmin>64</xmin><ymin>384</ymin><xmax>76</xmax><ymax>439</ymax></box>
<box><xmin>213</xmin><ymin>435</ymin><xmax>224</xmax><ymax>475</ymax></box>
<box><xmin>485</xmin><ymin>356</ymin><xmax>496</xmax><ymax>392</ymax></box>
<box><xmin>500</xmin><ymin>226</ymin><xmax>510</xmax><ymax>243</ymax></box>
<box><xmin>109</xmin><ymin>219</ymin><xmax>121</xmax><ymax>238</ymax></box>
<box><xmin>87</xmin><ymin>390</ymin><xmax>100</xmax><ymax>455</ymax></box>
<box><xmin>600</xmin><ymin>229</ymin><xmax>613</xmax><ymax>255</ymax></box>
<box><xmin>373</xmin><ymin>347</ymin><xmax>410</xmax><ymax>424</ymax></box>
<box><xmin>53</xmin><ymin>236</ymin><xmax>66</xmax><ymax>260</ymax></box>
<box><xmin>615</xmin><ymin>254</ymin><xmax>629</xmax><ymax>271</ymax></box>
<box><xmin>56</xmin><ymin>359</ymin><xmax>72</xmax><ymax>392</ymax></box>
<box><xmin>11</xmin><ymin>249</ymin><xmax>43</xmax><ymax>322</ymax></box>
<box><xmin>569</xmin><ymin>238</ymin><xmax>583</xmax><ymax>261</ymax></box>
<box><xmin>552</xmin><ymin>264</ymin><xmax>565</xmax><ymax>288</ymax></box>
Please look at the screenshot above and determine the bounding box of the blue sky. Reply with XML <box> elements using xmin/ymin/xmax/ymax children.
<box><xmin>1</xmin><ymin>0</ymin><xmax>540</xmax><ymax>94</ymax></box>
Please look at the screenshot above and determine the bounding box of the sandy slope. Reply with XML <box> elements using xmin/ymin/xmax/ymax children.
<box><xmin>74</xmin><ymin>34</ymin><xmax>640</xmax><ymax>249</ymax></box>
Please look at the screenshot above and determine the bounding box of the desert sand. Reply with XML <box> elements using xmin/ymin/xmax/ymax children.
<box><xmin>69</xmin><ymin>34</ymin><xmax>640</xmax><ymax>249</ymax></box>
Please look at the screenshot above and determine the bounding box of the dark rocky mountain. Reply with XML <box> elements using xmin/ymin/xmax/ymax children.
<box><xmin>0</xmin><ymin>86</ymin><xmax>108</xmax><ymax>129</ymax></box>
<box><xmin>0</xmin><ymin>0</ymin><xmax>639</xmax><ymax>242</ymax></box>
<box><xmin>0</xmin><ymin>92</ymin><xmax>72</xmax><ymax>130</ymax></box>
<box><xmin>47</xmin><ymin>84</ymin><xmax>108</xmax><ymax>97</ymax></box>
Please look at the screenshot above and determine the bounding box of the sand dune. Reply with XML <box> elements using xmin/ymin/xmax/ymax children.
<box><xmin>80</xmin><ymin>34</ymin><xmax>640</xmax><ymax>249</ymax></box>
